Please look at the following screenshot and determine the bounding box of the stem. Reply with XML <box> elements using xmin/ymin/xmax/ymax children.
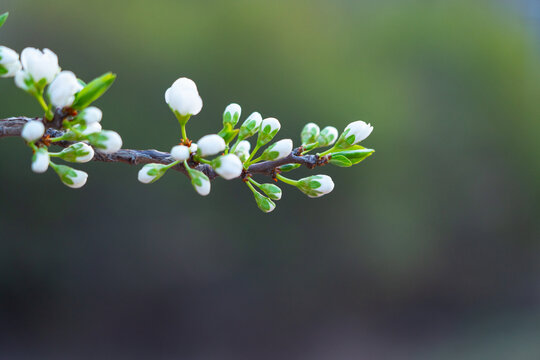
<box><xmin>164</xmin><ymin>160</ymin><xmax>180</xmax><ymax>169</ymax></box>
<box><xmin>181</xmin><ymin>123</ymin><xmax>188</xmax><ymax>141</ymax></box>
<box><xmin>246</xmin><ymin>181</ymin><xmax>260</xmax><ymax>195</ymax></box>
<box><xmin>248</xmin><ymin>177</ymin><xmax>261</xmax><ymax>187</ymax></box>
<box><xmin>319</xmin><ymin>146</ymin><xmax>337</xmax><ymax>157</ymax></box>
<box><xmin>276</xmin><ymin>174</ymin><xmax>298</xmax><ymax>186</ymax></box>
<box><xmin>244</xmin><ymin>144</ymin><xmax>261</xmax><ymax>167</ymax></box>
<box><xmin>229</xmin><ymin>136</ymin><xmax>244</xmax><ymax>155</ymax></box>
<box><xmin>193</xmin><ymin>155</ymin><xmax>212</xmax><ymax>165</ymax></box>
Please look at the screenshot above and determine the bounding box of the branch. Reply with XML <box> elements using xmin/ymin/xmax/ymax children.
<box><xmin>0</xmin><ymin>117</ymin><xmax>329</xmax><ymax>180</ymax></box>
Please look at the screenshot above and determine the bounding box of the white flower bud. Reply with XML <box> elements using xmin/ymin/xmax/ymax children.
<box><xmin>20</xmin><ymin>48</ymin><xmax>60</xmax><ymax>85</ymax></box>
<box><xmin>257</xmin><ymin>117</ymin><xmax>281</xmax><ymax>146</ymax></box>
<box><xmin>297</xmin><ymin>175</ymin><xmax>335</xmax><ymax>198</ymax></box>
<box><xmin>58</xmin><ymin>142</ymin><xmax>94</xmax><ymax>163</ymax></box>
<box><xmin>87</xmin><ymin>130</ymin><xmax>122</xmax><ymax>154</ymax></box>
<box><xmin>238</xmin><ymin>112</ymin><xmax>263</xmax><ymax>140</ymax></box>
<box><xmin>197</xmin><ymin>134</ymin><xmax>226</xmax><ymax>157</ymax></box>
<box><xmin>234</xmin><ymin>140</ymin><xmax>251</xmax><ymax>162</ymax></box>
<box><xmin>223</xmin><ymin>103</ymin><xmax>241</xmax><ymax>126</ymax></box>
<box><xmin>79</xmin><ymin>122</ymin><xmax>102</xmax><ymax>136</ymax></box>
<box><xmin>253</xmin><ymin>191</ymin><xmax>276</xmax><ymax>213</ymax></box>
<box><xmin>213</xmin><ymin>154</ymin><xmax>243</xmax><ymax>180</ymax></box>
<box><xmin>261</xmin><ymin>139</ymin><xmax>293</xmax><ymax>161</ymax></box>
<box><xmin>66</xmin><ymin>169</ymin><xmax>88</xmax><ymax>188</ymax></box>
<box><xmin>170</xmin><ymin>145</ymin><xmax>190</xmax><ymax>161</ymax></box>
<box><xmin>31</xmin><ymin>148</ymin><xmax>49</xmax><ymax>173</ymax></box>
<box><xmin>78</xmin><ymin>106</ymin><xmax>102</xmax><ymax>124</ymax></box>
<box><xmin>165</xmin><ymin>77</ymin><xmax>203</xmax><ymax>116</ymax></box>
<box><xmin>194</xmin><ymin>176</ymin><xmax>211</xmax><ymax>196</ymax></box>
<box><xmin>0</xmin><ymin>46</ymin><xmax>22</xmax><ymax>78</ymax></box>
<box><xmin>301</xmin><ymin>122</ymin><xmax>320</xmax><ymax>145</ymax></box>
<box><xmin>317</xmin><ymin>126</ymin><xmax>338</xmax><ymax>147</ymax></box>
<box><xmin>47</xmin><ymin>71</ymin><xmax>84</xmax><ymax>108</ymax></box>
<box><xmin>336</xmin><ymin>121</ymin><xmax>373</xmax><ymax>148</ymax></box>
<box><xmin>189</xmin><ymin>143</ymin><xmax>198</xmax><ymax>154</ymax></box>
<box><xmin>138</xmin><ymin>163</ymin><xmax>167</xmax><ymax>184</ymax></box>
<box><xmin>21</xmin><ymin>120</ymin><xmax>45</xmax><ymax>142</ymax></box>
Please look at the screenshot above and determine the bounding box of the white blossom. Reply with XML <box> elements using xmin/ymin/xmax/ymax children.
<box><xmin>47</xmin><ymin>70</ymin><xmax>83</xmax><ymax>108</ymax></box>
<box><xmin>19</xmin><ymin>48</ymin><xmax>60</xmax><ymax>85</ymax></box>
<box><xmin>197</xmin><ymin>134</ymin><xmax>226</xmax><ymax>157</ymax></box>
<box><xmin>223</xmin><ymin>103</ymin><xmax>241</xmax><ymax>126</ymax></box>
<box><xmin>21</xmin><ymin>120</ymin><xmax>45</xmax><ymax>142</ymax></box>
<box><xmin>64</xmin><ymin>169</ymin><xmax>88</xmax><ymax>189</ymax></box>
<box><xmin>214</xmin><ymin>154</ymin><xmax>243</xmax><ymax>180</ymax></box>
<box><xmin>138</xmin><ymin>164</ymin><xmax>163</xmax><ymax>184</ymax></box>
<box><xmin>0</xmin><ymin>46</ymin><xmax>22</xmax><ymax>78</ymax></box>
<box><xmin>301</xmin><ymin>122</ymin><xmax>320</xmax><ymax>145</ymax></box>
<box><xmin>298</xmin><ymin>175</ymin><xmax>335</xmax><ymax>198</ymax></box>
<box><xmin>317</xmin><ymin>126</ymin><xmax>339</xmax><ymax>147</ymax></box>
<box><xmin>170</xmin><ymin>145</ymin><xmax>190</xmax><ymax>161</ymax></box>
<box><xmin>189</xmin><ymin>143</ymin><xmax>198</xmax><ymax>154</ymax></box>
<box><xmin>73</xmin><ymin>142</ymin><xmax>94</xmax><ymax>163</ymax></box>
<box><xmin>234</xmin><ymin>140</ymin><xmax>251</xmax><ymax>162</ymax></box>
<box><xmin>238</xmin><ymin>112</ymin><xmax>263</xmax><ymax>140</ymax></box>
<box><xmin>79</xmin><ymin>122</ymin><xmax>102</xmax><ymax>136</ymax></box>
<box><xmin>260</xmin><ymin>117</ymin><xmax>280</xmax><ymax>134</ymax></box>
<box><xmin>262</xmin><ymin>139</ymin><xmax>293</xmax><ymax>161</ymax></box>
<box><xmin>94</xmin><ymin>130</ymin><xmax>122</xmax><ymax>154</ymax></box>
<box><xmin>165</xmin><ymin>77</ymin><xmax>203</xmax><ymax>116</ymax></box>
<box><xmin>194</xmin><ymin>176</ymin><xmax>211</xmax><ymax>196</ymax></box>
<box><xmin>79</xmin><ymin>107</ymin><xmax>102</xmax><ymax>124</ymax></box>
<box><xmin>343</xmin><ymin>121</ymin><xmax>373</xmax><ymax>144</ymax></box>
<box><xmin>31</xmin><ymin>149</ymin><xmax>49</xmax><ymax>173</ymax></box>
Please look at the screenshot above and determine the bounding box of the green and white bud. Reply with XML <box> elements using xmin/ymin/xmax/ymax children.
<box><xmin>301</xmin><ymin>122</ymin><xmax>320</xmax><ymax>145</ymax></box>
<box><xmin>78</xmin><ymin>106</ymin><xmax>102</xmax><ymax>124</ymax></box>
<box><xmin>259</xmin><ymin>183</ymin><xmax>282</xmax><ymax>201</ymax></box>
<box><xmin>21</xmin><ymin>120</ymin><xmax>45</xmax><ymax>142</ymax></box>
<box><xmin>260</xmin><ymin>139</ymin><xmax>293</xmax><ymax>161</ymax></box>
<box><xmin>165</xmin><ymin>77</ymin><xmax>203</xmax><ymax>118</ymax></box>
<box><xmin>223</xmin><ymin>103</ymin><xmax>241</xmax><ymax>127</ymax></box>
<box><xmin>86</xmin><ymin>130</ymin><xmax>122</xmax><ymax>154</ymax></box>
<box><xmin>170</xmin><ymin>145</ymin><xmax>190</xmax><ymax>161</ymax></box>
<box><xmin>137</xmin><ymin>163</ymin><xmax>168</xmax><ymax>184</ymax></box>
<box><xmin>233</xmin><ymin>140</ymin><xmax>251</xmax><ymax>162</ymax></box>
<box><xmin>52</xmin><ymin>164</ymin><xmax>88</xmax><ymax>189</ymax></box>
<box><xmin>253</xmin><ymin>191</ymin><xmax>276</xmax><ymax>213</ymax></box>
<box><xmin>31</xmin><ymin>147</ymin><xmax>49</xmax><ymax>173</ymax></box>
<box><xmin>296</xmin><ymin>175</ymin><xmax>335</xmax><ymax>198</ymax></box>
<box><xmin>197</xmin><ymin>134</ymin><xmax>226</xmax><ymax>157</ymax></box>
<box><xmin>257</xmin><ymin>117</ymin><xmax>281</xmax><ymax>146</ymax></box>
<box><xmin>317</xmin><ymin>126</ymin><xmax>338</xmax><ymax>147</ymax></box>
<box><xmin>335</xmin><ymin>121</ymin><xmax>373</xmax><ymax>149</ymax></box>
<box><xmin>186</xmin><ymin>166</ymin><xmax>211</xmax><ymax>196</ymax></box>
<box><xmin>0</xmin><ymin>46</ymin><xmax>21</xmax><ymax>78</ymax></box>
<box><xmin>213</xmin><ymin>154</ymin><xmax>243</xmax><ymax>180</ymax></box>
<box><xmin>57</xmin><ymin>142</ymin><xmax>94</xmax><ymax>163</ymax></box>
<box><xmin>72</xmin><ymin>122</ymin><xmax>102</xmax><ymax>137</ymax></box>
<box><xmin>238</xmin><ymin>112</ymin><xmax>263</xmax><ymax>140</ymax></box>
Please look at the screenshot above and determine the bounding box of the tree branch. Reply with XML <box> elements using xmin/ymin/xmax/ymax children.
<box><xmin>0</xmin><ymin>116</ymin><xmax>329</xmax><ymax>180</ymax></box>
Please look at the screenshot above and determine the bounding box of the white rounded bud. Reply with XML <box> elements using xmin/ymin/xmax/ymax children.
<box><xmin>343</xmin><ymin>121</ymin><xmax>373</xmax><ymax>144</ymax></box>
<box><xmin>170</xmin><ymin>145</ymin><xmax>190</xmax><ymax>161</ymax></box>
<box><xmin>79</xmin><ymin>107</ymin><xmax>102</xmax><ymax>124</ymax></box>
<box><xmin>0</xmin><ymin>46</ymin><xmax>22</xmax><ymax>78</ymax></box>
<box><xmin>21</xmin><ymin>120</ymin><xmax>45</xmax><ymax>142</ymax></box>
<box><xmin>47</xmin><ymin>70</ymin><xmax>83</xmax><ymax>108</ymax></box>
<box><xmin>20</xmin><ymin>47</ymin><xmax>60</xmax><ymax>84</ymax></box>
<box><xmin>197</xmin><ymin>134</ymin><xmax>226</xmax><ymax>157</ymax></box>
<box><xmin>165</xmin><ymin>77</ymin><xmax>203</xmax><ymax>116</ymax></box>
<box><xmin>214</xmin><ymin>154</ymin><xmax>243</xmax><ymax>180</ymax></box>
<box><xmin>31</xmin><ymin>148</ymin><xmax>49</xmax><ymax>173</ymax></box>
<box><xmin>261</xmin><ymin>139</ymin><xmax>293</xmax><ymax>161</ymax></box>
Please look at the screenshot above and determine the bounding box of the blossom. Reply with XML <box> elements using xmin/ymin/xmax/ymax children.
<box><xmin>0</xmin><ymin>46</ymin><xmax>21</xmax><ymax>78</ymax></box>
<box><xmin>170</xmin><ymin>145</ymin><xmax>190</xmax><ymax>161</ymax></box>
<box><xmin>213</xmin><ymin>154</ymin><xmax>243</xmax><ymax>180</ymax></box>
<box><xmin>296</xmin><ymin>175</ymin><xmax>335</xmax><ymax>198</ymax></box>
<box><xmin>260</xmin><ymin>139</ymin><xmax>293</xmax><ymax>161</ymax></box>
<box><xmin>21</xmin><ymin>120</ymin><xmax>45</xmax><ymax>142</ymax></box>
<box><xmin>78</xmin><ymin>106</ymin><xmax>102</xmax><ymax>124</ymax></box>
<box><xmin>317</xmin><ymin>126</ymin><xmax>338</xmax><ymax>147</ymax></box>
<box><xmin>336</xmin><ymin>121</ymin><xmax>373</xmax><ymax>148</ymax></box>
<box><xmin>257</xmin><ymin>117</ymin><xmax>281</xmax><ymax>146</ymax></box>
<box><xmin>223</xmin><ymin>103</ymin><xmax>241</xmax><ymax>126</ymax></box>
<box><xmin>165</xmin><ymin>77</ymin><xmax>203</xmax><ymax>117</ymax></box>
<box><xmin>233</xmin><ymin>140</ymin><xmax>251</xmax><ymax>162</ymax></box>
<box><xmin>197</xmin><ymin>134</ymin><xmax>226</xmax><ymax>157</ymax></box>
<box><xmin>18</xmin><ymin>48</ymin><xmax>60</xmax><ymax>86</ymax></box>
<box><xmin>47</xmin><ymin>70</ymin><xmax>83</xmax><ymax>108</ymax></box>
<box><xmin>31</xmin><ymin>148</ymin><xmax>49</xmax><ymax>173</ymax></box>
<box><xmin>301</xmin><ymin>122</ymin><xmax>320</xmax><ymax>145</ymax></box>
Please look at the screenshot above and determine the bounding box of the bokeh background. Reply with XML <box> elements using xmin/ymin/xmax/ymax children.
<box><xmin>1</xmin><ymin>0</ymin><xmax>540</xmax><ymax>358</ymax></box>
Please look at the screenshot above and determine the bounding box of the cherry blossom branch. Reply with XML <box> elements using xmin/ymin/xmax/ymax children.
<box><xmin>0</xmin><ymin>116</ymin><xmax>329</xmax><ymax>180</ymax></box>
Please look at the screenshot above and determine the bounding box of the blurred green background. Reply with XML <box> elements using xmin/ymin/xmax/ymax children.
<box><xmin>1</xmin><ymin>0</ymin><xmax>540</xmax><ymax>358</ymax></box>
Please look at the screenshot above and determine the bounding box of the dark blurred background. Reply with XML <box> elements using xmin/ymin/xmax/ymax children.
<box><xmin>1</xmin><ymin>0</ymin><xmax>540</xmax><ymax>358</ymax></box>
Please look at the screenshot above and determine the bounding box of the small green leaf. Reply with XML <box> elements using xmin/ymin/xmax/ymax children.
<box><xmin>72</xmin><ymin>72</ymin><xmax>116</xmax><ymax>110</ymax></box>
<box><xmin>329</xmin><ymin>155</ymin><xmax>352</xmax><ymax>167</ymax></box>
<box><xmin>331</xmin><ymin>149</ymin><xmax>374</xmax><ymax>165</ymax></box>
<box><xmin>0</xmin><ymin>12</ymin><xmax>8</xmax><ymax>29</ymax></box>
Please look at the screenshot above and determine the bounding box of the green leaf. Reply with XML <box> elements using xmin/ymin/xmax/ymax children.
<box><xmin>0</xmin><ymin>12</ymin><xmax>8</xmax><ymax>29</ymax></box>
<box><xmin>71</xmin><ymin>72</ymin><xmax>116</xmax><ymax>110</ymax></box>
<box><xmin>331</xmin><ymin>149</ymin><xmax>374</xmax><ymax>165</ymax></box>
<box><xmin>329</xmin><ymin>154</ymin><xmax>352</xmax><ymax>167</ymax></box>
